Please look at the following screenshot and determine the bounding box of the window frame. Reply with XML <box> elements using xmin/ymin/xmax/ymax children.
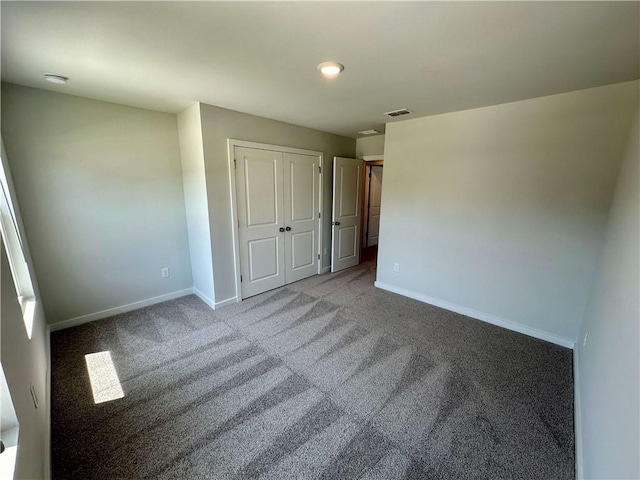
<box><xmin>0</xmin><ymin>137</ymin><xmax>37</xmax><ymax>339</ymax></box>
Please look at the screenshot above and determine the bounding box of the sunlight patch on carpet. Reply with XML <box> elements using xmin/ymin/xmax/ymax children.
<box><xmin>85</xmin><ymin>351</ymin><xmax>124</xmax><ymax>404</ymax></box>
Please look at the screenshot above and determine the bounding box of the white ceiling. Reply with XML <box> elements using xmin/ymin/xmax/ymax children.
<box><xmin>2</xmin><ymin>1</ymin><xmax>638</xmax><ymax>138</ymax></box>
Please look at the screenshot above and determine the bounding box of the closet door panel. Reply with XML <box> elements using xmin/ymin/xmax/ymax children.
<box><xmin>235</xmin><ymin>146</ymin><xmax>285</xmax><ymax>298</ymax></box>
<box><xmin>284</xmin><ymin>153</ymin><xmax>319</xmax><ymax>283</ymax></box>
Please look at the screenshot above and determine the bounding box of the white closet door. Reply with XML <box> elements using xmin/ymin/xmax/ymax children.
<box><xmin>283</xmin><ymin>153</ymin><xmax>320</xmax><ymax>283</ymax></box>
<box><xmin>235</xmin><ymin>146</ymin><xmax>285</xmax><ymax>298</ymax></box>
<box><xmin>331</xmin><ymin>157</ymin><xmax>363</xmax><ymax>272</ymax></box>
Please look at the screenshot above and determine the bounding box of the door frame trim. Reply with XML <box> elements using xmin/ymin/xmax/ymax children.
<box><xmin>227</xmin><ymin>139</ymin><xmax>324</xmax><ymax>303</ymax></box>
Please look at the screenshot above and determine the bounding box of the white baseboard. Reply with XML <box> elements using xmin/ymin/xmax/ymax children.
<box><xmin>374</xmin><ymin>281</ymin><xmax>576</xmax><ymax>349</ymax></box>
<box><xmin>573</xmin><ymin>347</ymin><xmax>583</xmax><ymax>479</ymax></box>
<box><xmin>193</xmin><ymin>288</ymin><xmax>216</xmax><ymax>309</ymax></box>
<box><xmin>320</xmin><ymin>266</ymin><xmax>331</xmax><ymax>274</ymax></box>
<box><xmin>214</xmin><ymin>296</ymin><xmax>238</xmax><ymax>309</ymax></box>
<box><xmin>192</xmin><ymin>288</ymin><xmax>237</xmax><ymax>309</ymax></box>
<box><xmin>49</xmin><ymin>288</ymin><xmax>194</xmax><ymax>331</ymax></box>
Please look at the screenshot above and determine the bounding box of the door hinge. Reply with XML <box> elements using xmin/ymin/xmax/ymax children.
<box><xmin>369</xmin><ymin>169</ymin><xmax>372</xmax><ymax>178</ymax></box>
<box><xmin>319</xmin><ymin>166</ymin><xmax>322</xmax><ymax>174</ymax></box>
<box><xmin>240</xmin><ymin>275</ymin><xmax>243</xmax><ymax>282</ymax></box>
<box><xmin>233</xmin><ymin>159</ymin><xmax>237</xmax><ymax>169</ymax></box>
<box><xmin>318</xmin><ymin>212</ymin><xmax>321</xmax><ymax>219</ymax></box>
<box><xmin>318</xmin><ymin>254</ymin><xmax>321</xmax><ymax>260</ymax></box>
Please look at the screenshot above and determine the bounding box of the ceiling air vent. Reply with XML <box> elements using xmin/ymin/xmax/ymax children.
<box><xmin>358</xmin><ymin>129</ymin><xmax>380</xmax><ymax>135</ymax></box>
<box><xmin>384</xmin><ymin>108</ymin><xmax>412</xmax><ymax>118</ymax></box>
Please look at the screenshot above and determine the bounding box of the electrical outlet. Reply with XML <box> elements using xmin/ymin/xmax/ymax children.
<box><xmin>393</xmin><ymin>263</ymin><xmax>400</xmax><ymax>272</ymax></box>
<box><xmin>583</xmin><ymin>331</ymin><xmax>589</xmax><ymax>347</ymax></box>
<box><xmin>161</xmin><ymin>267</ymin><xmax>170</xmax><ymax>278</ymax></box>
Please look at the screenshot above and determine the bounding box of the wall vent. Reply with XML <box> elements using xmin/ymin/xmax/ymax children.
<box><xmin>384</xmin><ymin>108</ymin><xmax>412</xmax><ymax>118</ymax></box>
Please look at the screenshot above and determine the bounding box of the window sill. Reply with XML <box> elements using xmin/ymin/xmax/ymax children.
<box><xmin>18</xmin><ymin>297</ymin><xmax>36</xmax><ymax>340</ymax></box>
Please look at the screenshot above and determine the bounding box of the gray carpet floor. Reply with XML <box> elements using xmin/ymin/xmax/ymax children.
<box><xmin>51</xmin><ymin>261</ymin><xmax>575</xmax><ymax>479</ymax></box>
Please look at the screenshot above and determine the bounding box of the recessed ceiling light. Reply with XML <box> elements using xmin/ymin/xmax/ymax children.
<box><xmin>317</xmin><ymin>62</ymin><xmax>344</xmax><ymax>79</ymax></box>
<box><xmin>358</xmin><ymin>130</ymin><xmax>380</xmax><ymax>135</ymax></box>
<box><xmin>44</xmin><ymin>73</ymin><xmax>69</xmax><ymax>85</ymax></box>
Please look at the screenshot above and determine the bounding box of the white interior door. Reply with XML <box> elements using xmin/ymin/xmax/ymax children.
<box><xmin>284</xmin><ymin>152</ymin><xmax>320</xmax><ymax>283</ymax></box>
<box><xmin>366</xmin><ymin>165</ymin><xmax>383</xmax><ymax>247</ymax></box>
<box><xmin>235</xmin><ymin>146</ymin><xmax>285</xmax><ymax>298</ymax></box>
<box><xmin>331</xmin><ymin>157</ymin><xmax>363</xmax><ymax>272</ymax></box>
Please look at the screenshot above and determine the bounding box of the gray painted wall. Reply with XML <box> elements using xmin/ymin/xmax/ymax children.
<box><xmin>1</xmin><ymin>238</ymin><xmax>49</xmax><ymax>479</ymax></box>
<box><xmin>378</xmin><ymin>81</ymin><xmax>638</xmax><ymax>344</ymax></box>
<box><xmin>576</xmin><ymin>110</ymin><xmax>639</xmax><ymax>479</ymax></box>
<box><xmin>1</xmin><ymin>84</ymin><xmax>193</xmax><ymax>324</ymax></box>
<box><xmin>356</xmin><ymin>135</ymin><xmax>385</xmax><ymax>158</ymax></box>
<box><xmin>177</xmin><ymin>103</ymin><xmax>215</xmax><ymax>305</ymax></box>
<box><xmin>198</xmin><ymin>103</ymin><xmax>355</xmax><ymax>304</ymax></box>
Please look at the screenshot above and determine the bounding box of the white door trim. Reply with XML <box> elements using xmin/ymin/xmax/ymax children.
<box><xmin>228</xmin><ymin>139</ymin><xmax>323</xmax><ymax>303</ymax></box>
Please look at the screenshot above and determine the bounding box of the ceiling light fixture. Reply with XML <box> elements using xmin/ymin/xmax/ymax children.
<box><xmin>318</xmin><ymin>62</ymin><xmax>344</xmax><ymax>79</ymax></box>
<box><xmin>358</xmin><ymin>130</ymin><xmax>380</xmax><ymax>135</ymax></box>
<box><xmin>44</xmin><ymin>73</ymin><xmax>69</xmax><ymax>85</ymax></box>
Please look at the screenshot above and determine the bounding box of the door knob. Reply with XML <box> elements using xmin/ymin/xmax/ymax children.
<box><xmin>279</xmin><ymin>227</ymin><xmax>285</xmax><ymax>232</ymax></box>
<box><xmin>333</xmin><ymin>221</ymin><xmax>341</xmax><ymax>226</ymax></box>
<box><xmin>285</xmin><ymin>226</ymin><xmax>292</xmax><ymax>231</ymax></box>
